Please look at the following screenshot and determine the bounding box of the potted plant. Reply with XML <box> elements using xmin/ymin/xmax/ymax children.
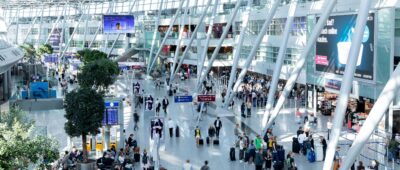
<box><xmin>64</xmin><ymin>87</ymin><xmax>105</xmax><ymax>168</ymax></box>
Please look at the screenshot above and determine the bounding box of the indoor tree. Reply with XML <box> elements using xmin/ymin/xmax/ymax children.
<box><xmin>37</xmin><ymin>44</ymin><xmax>54</xmax><ymax>56</ymax></box>
<box><xmin>0</xmin><ymin>107</ymin><xmax>59</xmax><ymax>169</ymax></box>
<box><xmin>76</xmin><ymin>48</ymin><xmax>107</xmax><ymax>64</ymax></box>
<box><xmin>77</xmin><ymin>58</ymin><xmax>119</xmax><ymax>92</ymax></box>
<box><xmin>64</xmin><ymin>87</ymin><xmax>105</xmax><ymax>163</ymax></box>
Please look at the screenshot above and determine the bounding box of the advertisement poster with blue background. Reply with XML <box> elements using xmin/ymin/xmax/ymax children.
<box><xmin>315</xmin><ymin>13</ymin><xmax>375</xmax><ymax>80</ymax></box>
<box><xmin>103</xmin><ymin>15</ymin><xmax>135</xmax><ymax>33</ymax></box>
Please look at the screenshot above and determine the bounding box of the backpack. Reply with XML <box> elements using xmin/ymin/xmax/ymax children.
<box><xmin>142</xmin><ymin>154</ymin><xmax>148</xmax><ymax>164</ymax></box>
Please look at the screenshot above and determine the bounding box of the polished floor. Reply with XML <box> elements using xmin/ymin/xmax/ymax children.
<box><xmin>28</xmin><ymin>73</ymin><xmax>398</xmax><ymax>170</ymax></box>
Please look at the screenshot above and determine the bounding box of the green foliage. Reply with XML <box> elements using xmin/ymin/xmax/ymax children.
<box><xmin>20</xmin><ymin>43</ymin><xmax>38</xmax><ymax>63</ymax></box>
<box><xmin>77</xmin><ymin>58</ymin><xmax>119</xmax><ymax>91</ymax></box>
<box><xmin>76</xmin><ymin>48</ymin><xmax>107</xmax><ymax>64</ymax></box>
<box><xmin>0</xmin><ymin>108</ymin><xmax>59</xmax><ymax>169</ymax></box>
<box><xmin>64</xmin><ymin>87</ymin><xmax>105</xmax><ymax>138</ymax></box>
<box><xmin>37</xmin><ymin>44</ymin><xmax>54</xmax><ymax>56</ymax></box>
<box><xmin>64</xmin><ymin>87</ymin><xmax>105</xmax><ymax>162</ymax></box>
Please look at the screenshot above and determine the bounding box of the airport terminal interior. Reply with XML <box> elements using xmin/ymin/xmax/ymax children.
<box><xmin>1</xmin><ymin>0</ymin><xmax>400</xmax><ymax>169</ymax></box>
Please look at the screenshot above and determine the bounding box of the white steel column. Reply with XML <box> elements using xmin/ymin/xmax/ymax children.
<box><xmin>197</xmin><ymin>0</ymin><xmax>219</xmax><ymax>85</ymax></box>
<box><xmin>340</xmin><ymin>69</ymin><xmax>400</xmax><ymax>168</ymax></box>
<box><xmin>45</xmin><ymin>5</ymin><xmax>66</xmax><ymax>44</ymax></box>
<box><xmin>147</xmin><ymin>0</ymin><xmax>165</xmax><ymax>74</ymax></box>
<box><xmin>225</xmin><ymin>3</ymin><xmax>252</xmax><ymax>106</ymax></box>
<box><xmin>60</xmin><ymin>6</ymin><xmax>87</xmax><ymax>60</ymax></box>
<box><xmin>262</xmin><ymin>0</ymin><xmax>337</xmax><ymax>131</ymax></box>
<box><xmin>171</xmin><ymin>0</ymin><xmax>213</xmax><ymax>79</ymax></box>
<box><xmin>107</xmin><ymin>33</ymin><xmax>121</xmax><ymax>57</ymax></box>
<box><xmin>22</xmin><ymin>7</ymin><xmax>43</xmax><ymax>44</ymax></box>
<box><xmin>261</xmin><ymin>0</ymin><xmax>298</xmax><ymax>128</ymax></box>
<box><xmin>148</xmin><ymin>0</ymin><xmax>186</xmax><ymax>73</ymax></box>
<box><xmin>196</xmin><ymin>0</ymin><xmax>243</xmax><ymax>90</ymax></box>
<box><xmin>324</xmin><ymin>0</ymin><xmax>373</xmax><ymax>169</ymax></box>
<box><xmin>169</xmin><ymin>0</ymin><xmax>190</xmax><ymax>80</ymax></box>
<box><xmin>225</xmin><ymin>0</ymin><xmax>279</xmax><ymax>104</ymax></box>
<box><xmin>36</xmin><ymin>4</ymin><xmax>45</xmax><ymax>46</ymax></box>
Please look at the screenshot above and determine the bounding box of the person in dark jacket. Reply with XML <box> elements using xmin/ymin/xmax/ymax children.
<box><xmin>320</xmin><ymin>136</ymin><xmax>327</xmax><ymax>161</ymax></box>
<box><xmin>214</xmin><ymin>117</ymin><xmax>222</xmax><ymax>138</ymax></box>
<box><xmin>208</xmin><ymin>124</ymin><xmax>216</xmax><ymax>140</ymax></box>
<box><xmin>241</xmin><ymin>102</ymin><xmax>246</xmax><ymax>117</ymax></box>
<box><xmin>254</xmin><ymin>149</ymin><xmax>264</xmax><ymax>170</ymax></box>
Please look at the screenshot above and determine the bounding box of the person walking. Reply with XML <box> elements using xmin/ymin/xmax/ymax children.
<box><xmin>254</xmin><ymin>135</ymin><xmax>262</xmax><ymax>150</ymax></box>
<box><xmin>155</xmin><ymin>99</ymin><xmax>161</xmax><ymax>116</ymax></box>
<box><xmin>208</xmin><ymin>124</ymin><xmax>216</xmax><ymax>141</ymax></box>
<box><xmin>320</xmin><ymin>136</ymin><xmax>327</xmax><ymax>161</ymax></box>
<box><xmin>162</xmin><ymin>97</ymin><xmax>169</xmax><ymax>114</ymax></box>
<box><xmin>200</xmin><ymin>160</ymin><xmax>210</xmax><ymax>170</ymax></box>
<box><xmin>241</xmin><ymin>102</ymin><xmax>246</xmax><ymax>117</ymax></box>
<box><xmin>286</xmin><ymin>152</ymin><xmax>296</xmax><ymax>170</ymax></box>
<box><xmin>234</xmin><ymin>123</ymin><xmax>241</xmax><ymax>137</ymax></box>
<box><xmin>327</xmin><ymin>119</ymin><xmax>332</xmax><ymax>140</ymax></box>
<box><xmin>239</xmin><ymin>136</ymin><xmax>245</xmax><ymax>162</ymax></box>
<box><xmin>214</xmin><ymin>117</ymin><xmax>222</xmax><ymax>138</ymax></box>
<box><xmin>263</xmin><ymin>149</ymin><xmax>272</xmax><ymax>169</ymax></box>
<box><xmin>357</xmin><ymin>161</ymin><xmax>365</xmax><ymax>170</ymax></box>
<box><xmin>183</xmin><ymin>159</ymin><xmax>193</xmax><ymax>170</ymax></box>
<box><xmin>194</xmin><ymin>126</ymin><xmax>201</xmax><ymax>146</ymax></box>
<box><xmin>133</xmin><ymin>112</ymin><xmax>139</xmax><ymax>131</ymax></box>
<box><xmin>168</xmin><ymin>118</ymin><xmax>175</xmax><ymax>138</ymax></box>
<box><xmin>254</xmin><ymin>149</ymin><xmax>264</xmax><ymax>170</ymax></box>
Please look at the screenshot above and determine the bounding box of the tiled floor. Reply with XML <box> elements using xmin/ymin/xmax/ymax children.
<box><xmin>28</xmin><ymin>74</ymin><xmax>399</xmax><ymax>170</ymax></box>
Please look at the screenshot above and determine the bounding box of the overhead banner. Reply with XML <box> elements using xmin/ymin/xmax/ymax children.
<box><xmin>315</xmin><ymin>13</ymin><xmax>375</xmax><ymax>80</ymax></box>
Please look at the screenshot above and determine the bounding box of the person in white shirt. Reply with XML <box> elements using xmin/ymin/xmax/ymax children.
<box><xmin>168</xmin><ymin>118</ymin><xmax>175</xmax><ymax>138</ymax></box>
<box><xmin>239</xmin><ymin>137</ymin><xmax>245</xmax><ymax>162</ymax></box>
<box><xmin>327</xmin><ymin>119</ymin><xmax>333</xmax><ymax>140</ymax></box>
<box><xmin>183</xmin><ymin>159</ymin><xmax>193</xmax><ymax>170</ymax></box>
<box><xmin>298</xmin><ymin>132</ymin><xmax>307</xmax><ymax>153</ymax></box>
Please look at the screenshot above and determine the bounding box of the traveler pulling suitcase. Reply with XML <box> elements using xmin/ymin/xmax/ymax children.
<box><xmin>292</xmin><ymin>137</ymin><xmax>300</xmax><ymax>153</ymax></box>
<box><xmin>229</xmin><ymin>147</ymin><xmax>236</xmax><ymax>161</ymax></box>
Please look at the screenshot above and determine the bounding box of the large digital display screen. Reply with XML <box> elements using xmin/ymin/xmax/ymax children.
<box><xmin>103</xmin><ymin>15</ymin><xmax>135</xmax><ymax>33</ymax></box>
<box><xmin>315</xmin><ymin>14</ymin><xmax>375</xmax><ymax>80</ymax></box>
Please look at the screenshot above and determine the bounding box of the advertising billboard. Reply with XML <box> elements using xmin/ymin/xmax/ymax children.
<box><xmin>103</xmin><ymin>15</ymin><xmax>135</xmax><ymax>33</ymax></box>
<box><xmin>315</xmin><ymin>13</ymin><xmax>375</xmax><ymax>80</ymax></box>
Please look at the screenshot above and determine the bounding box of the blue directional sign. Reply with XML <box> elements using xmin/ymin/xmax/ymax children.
<box><xmin>174</xmin><ymin>95</ymin><xmax>193</xmax><ymax>103</ymax></box>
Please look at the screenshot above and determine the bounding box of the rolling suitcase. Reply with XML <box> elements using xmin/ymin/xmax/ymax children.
<box><xmin>199</xmin><ymin>138</ymin><xmax>204</xmax><ymax>145</ymax></box>
<box><xmin>315</xmin><ymin>144</ymin><xmax>324</xmax><ymax>161</ymax></box>
<box><xmin>307</xmin><ymin>149</ymin><xmax>316</xmax><ymax>162</ymax></box>
<box><xmin>292</xmin><ymin>137</ymin><xmax>300</xmax><ymax>153</ymax></box>
<box><xmin>277</xmin><ymin>148</ymin><xmax>285</xmax><ymax>161</ymax></box>
<box><xmin>213</xmin><ymin>139</ymin><xmax>219</xmax><ymax>145</ymax></box>
<box><xmin>273</xmin><ymin>160</ymin><xmax>284</xmax><ymax>170</ymax></box>
<box><xmin>175</xmin><ymin>126</ymin><xmax>180</xmax><ymax>137</ymax></box>
<box><xmin>272</xmin><ymin>150</ymin><xmax>279</xmax><ymax>161</ymax></box>
<box><xmin>230</xmin><ymin>147</ymin><xmax>236</xmax><ymax>161</ymax></box>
